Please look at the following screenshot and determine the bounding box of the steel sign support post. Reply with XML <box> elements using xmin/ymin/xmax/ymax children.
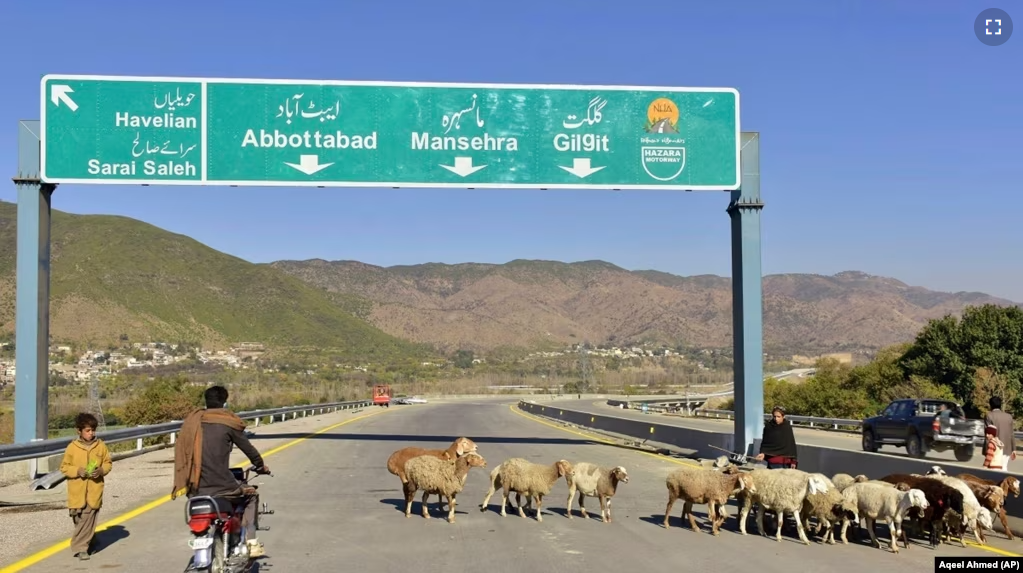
<box><xmin>728</xmin><ymin>132</ymin><xmax>764</xmax><ymax>458</ymax></box>
<box><xmin>13</xmin><ymin>120</ymin><xmax>55</xmax><ymax>452</ymax></box>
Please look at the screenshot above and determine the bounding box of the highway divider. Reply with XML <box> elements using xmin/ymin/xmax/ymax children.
<box><xmin>517</xmin><ymin>400</ymin><xmax>1023</xmax><ymax>534</ymax></box>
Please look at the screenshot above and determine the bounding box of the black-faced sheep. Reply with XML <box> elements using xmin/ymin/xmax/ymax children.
<box><xmin>663</xmin><ymin>465</ymin><xmax>755</xmax><ymax>536</ymax></box>
<box><xmin>478</xmin><ymin>458</ymin><xmax>574</xmax><ymax>522</ymax></box>
<box><xmin>402</xmin><ymin>452</ymin><xmax>487</xmax><ymax>523</ymax></box>
<box><xmin>564</xmin><ymin>462</ymin><xmax>629</xmax><ymax>523</ymax></box>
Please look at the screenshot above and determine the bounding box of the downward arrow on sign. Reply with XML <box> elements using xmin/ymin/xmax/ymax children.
<box><xmin>440</xmin><ymin>157</ymin><xmax>487</xmax><ymax>177</ymax></box>
<box><xmin>558</xmin><ymin>158</ymin><xmax>605</xmax><ymax>179</ymax></box>
<box><xmin>284</xmin><ymin>154</ymin><xmax>334</xmax><ymax>175</ymax></box>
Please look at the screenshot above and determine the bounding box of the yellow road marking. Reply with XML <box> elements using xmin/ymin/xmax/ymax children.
<box><xmin>512</xmin><ymin>404</ymin><xmax>1023</xmax><ymax>557</ymax></box>
<box><xmin>0</xmin><ymin>406</ymin><xmax>392</xmax><ymax>572</ymax></box>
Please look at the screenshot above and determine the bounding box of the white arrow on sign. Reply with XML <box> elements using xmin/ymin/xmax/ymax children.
<box><xmin>440</xmin><ymin>156</ymin><xmax>487</xmax><ymax>177</ymax></box>
<box><xmin>51</xmin><ymin>85</ymin><xmax>79</xmax><ymax>112</ymax></box>
<box><xmin>558</xmin><ymin>158</ymin><xmax>605</xmax><ymax>179</ymax></box>
<box><xmin>284</xmin><ymin>154</ymin><xmax>334</xmax><ymax>175</ymax></box>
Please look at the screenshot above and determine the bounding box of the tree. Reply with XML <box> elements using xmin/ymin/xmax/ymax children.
<box><xmin>121</xmin><ymin>375</ymin><xmax>205</xmax><ymax>426</ymax></box>
<box><xmin>453</xmin><ymin>349</ymin><xmax>475</xmax><ymax>369</ymax></box>
<box><xmin>972</xmin><ymin>367</ymin><xmax>1016</xmax><ymax>418</ymax></box>
<box><xmin>900</xmin><ymin>304</ymin><xmax>1023</xmax><ymax>410</ymax></box>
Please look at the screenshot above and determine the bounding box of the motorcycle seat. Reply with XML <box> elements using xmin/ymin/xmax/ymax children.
<box><xmin>187</xmin><ymin>496</ymin><xmax>237</xmax><ymax>518</ymax></box>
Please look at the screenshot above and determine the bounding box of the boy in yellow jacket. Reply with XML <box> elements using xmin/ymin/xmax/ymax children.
<box><xmin>59</xmin><ymin>412</ymin><xmax>113</xmax><ymax>560</ymax></box>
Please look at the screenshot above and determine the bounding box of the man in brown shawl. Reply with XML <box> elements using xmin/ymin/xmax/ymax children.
<box><xmin>173</xmin><ymin>385</ymin><xmax>271</xmax><ymax>557</ymax></box>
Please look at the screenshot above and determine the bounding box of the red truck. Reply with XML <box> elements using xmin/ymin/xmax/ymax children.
<box><xmin>372</xmin><ymin>384</ymin><xmax>391</xmax><ymax>407</ymax></box>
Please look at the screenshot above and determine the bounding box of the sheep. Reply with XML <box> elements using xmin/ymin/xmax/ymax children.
<box><xmin>402</xmin><ymin>452</ymin><xmax>487</xmax><ymax>522</ymax></box>
<box><xmin>838</xmin><ymin>481</ymin><xmax>928</xmax><ymax>553</ymax></box>
<box><xmin>831</xmin><ymin>473</ymin><xmax>867</xmax><ymax>492</ymax></box>
<box><xmin>955</xmin><ymin>482</ymin><xmax>1005</xmax><ymax>544</ymax></box>
<box><xmin>879</xmin><ymin>473</ymin><xmax>965</xmax><ymax>547</ymax></box>
<box><xmin>387</xmin><ymin>437</ymin><xmax>478</xmax><ymax>509</ymax></box>
<box><xmin>925</xmin><ymin>474</ymin><xmax>990</xmax><ymax>545</ymax></box>
<box><xmin>478</xmin><ymin>458</ymin><xmax>574</xmax><ymax>522</ymax></box>
<box><xmin>564</xmin><ymin>463</ymin><xmax>629</xmax><ymax>523</ymax></box>
<box><xmin>957</xmin><ymin>473</ymin><xmax>1021</xmax><ymax>540</ymax></box>
<box><xmin>736</xmin><ymin>468</ymin><xmax>830</xmax><ymax>544</ymax></box>
<box><xmin>800</xmin><ymin>482</ymin><xmax>858</xmax><ymax>544</ymax></box>
<box><xmin>662</xmin><ymin>465</ymin><xmax>756</xmax><ymax>535</ymax></box>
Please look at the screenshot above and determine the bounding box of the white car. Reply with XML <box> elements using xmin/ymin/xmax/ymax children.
<box><xmin>404</xmin><ymin>397</ymin><xmax>428</xmax><ymax>404</ymax></box>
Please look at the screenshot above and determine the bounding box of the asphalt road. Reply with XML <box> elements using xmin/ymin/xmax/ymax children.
<box><xmin>554</xmin><ymin>398</ymin><xmax>990</xmax><ymax>470</ymax></box>
<box><xmin>9</xmin><ymin>399</ymin><xmax>1020</xmax><ymax>572</ymax></box>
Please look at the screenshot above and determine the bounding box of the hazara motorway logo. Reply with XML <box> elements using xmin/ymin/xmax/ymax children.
<box><xmin>641</xmin><ymin>97</ymin><xmax>686</xmax><ymax>182</ymax></box>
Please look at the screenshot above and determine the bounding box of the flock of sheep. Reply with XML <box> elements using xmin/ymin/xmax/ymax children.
<box><xmin>383</xmin><ymin>436</ymin><xmax>1020</xmax><ymax>555</ymax></box>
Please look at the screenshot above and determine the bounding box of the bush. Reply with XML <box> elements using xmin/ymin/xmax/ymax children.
<box><xmin>121</xmin><ymin>375</ymin><xmax>205</xmax><ymax>426</ymax></box>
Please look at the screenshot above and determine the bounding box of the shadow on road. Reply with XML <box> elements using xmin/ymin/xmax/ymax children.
<box><xmin>379</xmin><ymin>497</ymin><xmax>469</xmax><ymax>517</ymax></box>
<box><xmin>93</xmin><ymin>524</ymin><xmax>130</xmax><ymax>554</ymax></box>
<box><xmin>249</xmin><ymin>433</ymin><xmax>593</xmax><ymax>446</ymax></box>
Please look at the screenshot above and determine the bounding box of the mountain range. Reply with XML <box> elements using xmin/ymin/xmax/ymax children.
<box><xmin>0</xmin><ymin>200</ymin><xmax>1017</xmax><ymax>360</ymax></box>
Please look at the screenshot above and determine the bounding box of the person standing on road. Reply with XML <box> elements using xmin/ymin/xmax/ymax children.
<box><xmin>983</xmin><ymin>424</ymin><xmax>1007</xmax><ymax>470</ymax></box>
<box><xmin>59</xmin><ymin>412</ymin><xmax>113</xmax><ymax>561</ymax></box>
<box><xmin>985</xmin><ymin>396</ymin><xmax>1017</xmax><ymax>472</ymax></box>
<box><xmin>753</xmin><ymin>406</ymin><xmax>798</xmax><ymax>469</ymax></box>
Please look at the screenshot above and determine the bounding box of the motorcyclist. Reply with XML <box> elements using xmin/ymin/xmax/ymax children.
<box><xmin>173</xmin><ymin>385</ymin><xmax>270</xmax><ymax>558</ymax></box>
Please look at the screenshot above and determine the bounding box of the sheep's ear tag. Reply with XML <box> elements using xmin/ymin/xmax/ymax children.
<box><xmin>938</xmin><ymin>499</ymin><xmax>943</xmax><ymax>507</ymax></box>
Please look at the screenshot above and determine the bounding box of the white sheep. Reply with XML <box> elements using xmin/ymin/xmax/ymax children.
<box><xmin>926</xmin><ymin>474</ymin><xmax>990</xmax><ymax>544</ymax></box>
<box><xmin>663</xmin><ymin>465</ymin><xmax>755</xmax><ymax>535</ymax></box>
<box><xmin>564</xmin><ymin>463</ymin><xmax>629</xmax><ymax>523</ymax></box>
<box><xmin>838</xmin><ymin>481</ymin><xmax>928</xmax><ymax>553</ymax></box>
<box><xmin>403</xmin><ymin>452</ymin><xmax>487</xmax><ymax>522</ymax></box>
<box><xmin>831</xmin><ymin>473</ymin><xmax>858</xmax><ymax>492</ymax></box>
<box><xmin>478</xmin><ymin>458</ymin><xmax>574</xmax><ymax>522</ymax></box>
<box><xmin>737</xmin><ymin>468</ymin><xmax>830</xmax><ymax>544</ymax></box>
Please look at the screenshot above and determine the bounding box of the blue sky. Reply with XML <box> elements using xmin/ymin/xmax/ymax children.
<box><xmin>1</xmin><ymin>1</ymin><xmax>1020</xmax><ymax>300</ymax></box>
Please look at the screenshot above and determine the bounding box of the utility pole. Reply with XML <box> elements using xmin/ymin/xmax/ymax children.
<box><xmin>88</xmin><ymin>375</ymin><xmax>106</xmax><ymax>430</ymax></box>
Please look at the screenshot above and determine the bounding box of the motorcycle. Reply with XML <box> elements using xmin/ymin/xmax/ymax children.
<box><xmin>183</xmin><ymin>465</ymin><xmax>274</xmax><ymax>572</ymax></box>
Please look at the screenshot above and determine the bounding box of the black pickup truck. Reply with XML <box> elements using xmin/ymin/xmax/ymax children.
<box><xmin>861</xmin><ymin>398</ymin><xmax>986</xmax><ymax>461</ymax></box>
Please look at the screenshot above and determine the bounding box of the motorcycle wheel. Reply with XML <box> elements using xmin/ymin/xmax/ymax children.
<box><xmin>210</xmin><ymin>535</ymin><xmax>227</xmax><ymax>573</ymax></box>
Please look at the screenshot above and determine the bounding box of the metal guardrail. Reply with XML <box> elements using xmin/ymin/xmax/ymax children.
<box><xmin>642</xmin><ymin>404</ymin><xmax>1023</xmax><ymax>441</ymax></box>
<box><xmin>0</xmin><ymin>399</ymin><xmax>372</xmax><ymax>465</ymax></box>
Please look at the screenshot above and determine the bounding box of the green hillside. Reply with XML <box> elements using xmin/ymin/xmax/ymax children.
<box><xmin>0</xmin><ymin>200</ymin><xmax>430</xmax><ymax>362</ymax></box>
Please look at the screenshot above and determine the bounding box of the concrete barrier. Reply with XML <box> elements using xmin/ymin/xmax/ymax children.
<box><xmin>517</xmin><ymin>400</ymin><xmax>1023</xmax><ymax>536</ymax></box>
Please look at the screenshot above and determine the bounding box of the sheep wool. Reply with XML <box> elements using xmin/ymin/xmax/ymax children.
<box><xmin>926</xmin><ymin>474</ymin><xmax>989</xmax><ymax>544</ymax></box>
<box><xmin>663</xmin><ymin>465</ymin><xmax>754</xmax><ymax>536</ymax></box>
<box><xmin>838</xmin><ymin>481</ymin><xmax>928</xmax><ymax>553</ymax></box>
<box><xmin>737</xmin><ymin>468</ymin><xmax>829</xmax><ymax>545</ymax></box>
<box><xmin>564</xmin><ymin>462</ymin><xmax>629</xmax><ymax>523</ymax></box>
<box><xmin>403</xmin><ymin>452</ymin><xmax>487</xmax><ymax>523</ymax></box>
<box><xmin>801</xmin><ymin>485</ymin><xmax>857</xmax><ymax>544</ymax></box>
<box><xmin>387</xmin><ymin>437</ymin><xmax>478</xmax><ymax>510</ymax></box>
<box><xmin>478</xmin><ymin>457</ymin><xmax>573</xmax><ymax>522</ymax></box>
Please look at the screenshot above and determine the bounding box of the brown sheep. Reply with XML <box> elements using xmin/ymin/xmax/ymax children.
<box><xmin>957</xmin><ymin>474</ymin><xmax>1020</xmax><ymax>540</ymax></box>
<box><xmin>387</xmin><ymin>437</ymin><xmax>478</xmax><ymax>509</ymax></box>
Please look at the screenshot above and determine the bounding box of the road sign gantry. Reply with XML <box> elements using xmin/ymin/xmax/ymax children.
<box><xmin>40</xmin><ymin>74</ymin><xmax>741</xmax><ymax>191</ymax></box>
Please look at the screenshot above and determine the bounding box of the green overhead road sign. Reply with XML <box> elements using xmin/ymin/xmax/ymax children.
<box><xmin>40</xmin><ymin>74</ymin><xmax>741</xmax><ymax>191</ymax></box>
